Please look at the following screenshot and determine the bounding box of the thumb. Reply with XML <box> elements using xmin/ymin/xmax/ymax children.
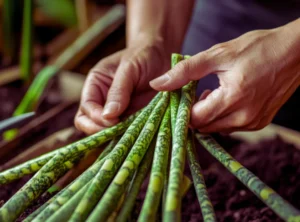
<box><xmin>150</xmin><ymin>51</ymin><xmax>215</xmax><ymax>91</ymax></box>
<box><xmin>102</xmin><ymin>61</ymin><xmax>138</xmax><ymax>119</ymax></box>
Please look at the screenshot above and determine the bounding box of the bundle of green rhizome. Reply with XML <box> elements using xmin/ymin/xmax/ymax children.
<box><xmin>0</xmin><ymin>54</ymin><xmax>299</xmax><ymax>222</ymax></box>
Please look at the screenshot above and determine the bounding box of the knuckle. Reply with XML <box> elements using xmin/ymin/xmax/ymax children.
<box><xmin>121</xmin><ymin>59</ymin><xmax>135</xmax><ymax>72</ymax></box>
<box><xmin>108</xmin><ymin>86</ymin><xmax>124</xmax><ymax>97</ymax></box>
<box><xmin>171</xmin><ymin>61</ymin><xmax>190</xmax><ymax>79</ymax></box>
<box><xmin>90</xmin><ymin>62</ymin><xmax>114</xmax><ymax>77</ymax></box>
<box><xmin>209</xmin><ymin>42</ymin><xmax>229</xmax><ymax>56</ymax></box>
<box><xmin>208</xmin><ymin>42</ymin><xmax>236</xmax><ymax>64</ymax></box>
<box><xmin>176</xmin><ymin>61</ymin><xmax>189</xmax><ymax>73</ymax></box>
<box><xmin>120</xmin><ymin>59</ymin><xmax>141</xmax><ymax>83</ymax></box>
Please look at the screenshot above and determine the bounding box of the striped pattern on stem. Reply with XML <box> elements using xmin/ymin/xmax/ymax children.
<box><xmin>0</xmin><ymin>105</ymin><xmax>144</xmax><ymax>222</ymax></box>
<box><xmin>195</xmin><ymin>133</ymin><xmax>300</xmax><ymax>222</ymax></box>
<box><xmin>139</xmin><ymin>106</ymin><xmax>171</xmax><ymax>222</ymax></box>
<box><xmin>86</xmin><ymin>92</ymin><xmax>169</xmax><ymax>222</ymax></box>
<box><xmin>31</xmin><ymin>139</ymin><xmax>118</xmax><ymax>222</ymax></box>
<box><xmin>116</xmin><ymin>138</ymin><xmax>156</xmax><ymax>222</ymax></box>
<box><xmin>187</xmin><ymin>131</ymin><xmax>216</xmax><ymax>222</ymax></box>
<box><xmin>67</xmin><ymin>93</ymin><xmax>163</xmax><ymax>221</ymax></box>
<box><xmin>164</xmin><ymin>80</ymin><xmax>197</xmax><ymax>222</ymax></box>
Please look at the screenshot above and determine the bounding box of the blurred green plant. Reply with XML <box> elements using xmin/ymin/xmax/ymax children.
<box><xmin>3</xmin><ymin>66</ymin><xmax>59</xmax><ymax>140</ymax></box>
<box><xmin>3</xmin><ymin>5</ymin><xmax>125</xmax><ymax>141</ymax></box>
<box><xmin>35</xmin><ymin>0</ymin><xmax>77</xmax><ymax>27</ymax></box>
<box><xmin>20</xmin><ymin>0</ymin><xmax>34</xmax><ymax>83</ymax></box>
<box><xmin>2</xmin><ymin>0</ymin><xmax>20</xmax><ymax>61</ymax></box>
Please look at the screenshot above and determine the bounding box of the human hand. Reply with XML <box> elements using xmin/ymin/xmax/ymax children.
<box><xmin>75</xmin><ymin>36</ymin><xmax>170</xmax><ymax>134</ymax></box>
<box><xmin>150</xmin><ymin>22</ymin><xmax>300</xmax><ymax>133</ymax></box>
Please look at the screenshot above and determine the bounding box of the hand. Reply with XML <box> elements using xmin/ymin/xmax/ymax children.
<box><xmin>75</xmin><ymin>36</ymin><xmax>170</xmax><ymax>134</ymax></box>
<box><xmin>150</xmin><ymin>22</ymin><xmax>300</xmax><ymax>133</ymax></box>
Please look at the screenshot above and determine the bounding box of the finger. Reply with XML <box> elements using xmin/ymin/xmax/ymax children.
<box><xmin>196</xmin><ymin>108</ymin><xmax>256</xmax><ymax>133</ymax></box>
<box><xmin>198</xmin><ymin>89</ymin><xmax>212</xmax><ymax>101</ymax></box>
<box><xmin>75</xmin><ymin>111</ymin><xmax>105</xmax><ymax>135</ymax></box>
<box><xmin>191</xmin><ymin>87</ymin><xmax>233</xmax><ymax>128</ymax></box>
<box><xmin>102</xmin><ymin>60</ymin><xmax>139</xmax><ymax>118</ymax></box>
<box><xmin>81</xmin><ymin>103</ymin><xmax>119</xmax><ymax>127</ymax></box>
<box><xmin>150</xmin><ymin>51</ymin><xmax>216</xmax><ymax>91</ymax></box>
<box><xmin>80</xmin><ymin>51</ymin><xmax>123</xmax><ymax>126</ymax></box>
<box><xmin>197</xmin><ymin>114</ymin><xmax>240</xmax><ymax>133</ymax></box>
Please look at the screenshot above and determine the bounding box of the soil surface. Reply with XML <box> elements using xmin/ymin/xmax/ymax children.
<box><xmin>132</xmin><ymin>136</ymin><xmax>300</xmax><ymax>222</ymax></box>
<box><xmin>181</xmin><ymin>136</ymin><xmax>300</xmax><ymax>222</ymax></box>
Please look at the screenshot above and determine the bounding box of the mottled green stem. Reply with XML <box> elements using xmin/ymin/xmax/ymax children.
<box><xmin>95</xmin><ymin>138</ymin><xmax>120</xmax><ymax>162</ymax></box>
<box><xmin>0</xmin><ymin>103</ymin><xmax>148</xmax><ymax>222</ymax></box>
<box><xmin>0</xmin><ymin>148</ymin><xmax>83</xmax><ymax>185</ymax></box>
<box><xmin>32</xmin><ymin>139</ymin><xmax>119</xmax><ymax>222</ymax></box>
<box><xmin>139</xmin><ymin>106</ymin><xmax>171</xmax><ymax>222</ymax></box>
<box><xmin>0</xmin><ymin>112</ymin><xmax>140</xmax><ymax>184</ymax></box>
<box><xmin>187</xmin><ymin>131</ymin><xmax>216</xmax><ymax>222</ymax></box>
<box><xmin>24</xmin><ymin>191</ymin><xmax>59</xmax><ymax>222</ymax></box>
<box><xmin>0</xmin><ymin>151</ymin><xmax>55</xmax><ymax>184</ymax></box>
<box><xmin>25</xmin><ymin>140</ymin><xmax>118</xmax><ymax>222</ymax></box>
<box><xmin>164</xmin><ymin>53</ymin><xmax>184</xmax><ymax>211</ymax></box>
<box><xmin>86</xmin><ymin>92</ymin><xmax>169</xmax><ymax>222</ymax></box>
<box><xmin>46</xmin><ymin>182</ymin><xmax>90</xmax><ymax>222</ymax></box>
<box><xmin>195</xmin><ymin>133</ymin><xmax>300</xmax><ymax>222</ymax></box>
<box><xmin>116</xmin><ymin>138</ymin><xmax>156</xmax><ymax>222</ymax></box>
<box><xmin>0</xmin><ymin>156</ymin><xmax>79</xmax><ymax>221</ymax></box>
<box><xmin>164</xmin><ymin>81</ymin><xmax>197</xmax><ymax>222</ymax></box>
<box><xmin>20</xmin><ymin>0</ymin><xmax>33</xmax><ymax>82</ymax></box>
<box><xmin>66</xmin><ymin>93</ymin><xmax>163</xmax><ymax>221</ymax></box>
<box><xmin>170</xmin><ymin>53</ymin><xmax>183</xmax><ymax>135</ymax></box>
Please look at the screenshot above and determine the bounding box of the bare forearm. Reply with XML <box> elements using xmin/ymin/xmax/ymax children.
<box><xmin>126</xmin><ymin>0</ymin><xmax>195</xmax><ymax>52</ymax></box>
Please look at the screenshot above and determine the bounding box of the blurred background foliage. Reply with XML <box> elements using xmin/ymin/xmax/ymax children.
<box><xmin>0</xmin><ymin>0</ymin><xmax>126</xmax><ymax>140</ymax></box>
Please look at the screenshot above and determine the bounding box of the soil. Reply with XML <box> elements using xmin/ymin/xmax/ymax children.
<box><xmin>131</xmin><ymin>136</ymin><xmax>300</xmax><ymax>222</ymax></box>
<box><xmin>181</xmin><ymin>136</ymin><xmax>300</xmax><ymax>222</ymax></box>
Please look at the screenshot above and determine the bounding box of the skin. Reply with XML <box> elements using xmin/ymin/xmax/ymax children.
<box><xmin>75</xmin><ymin>0</ymin><xmax>194</xmax><ymax>135</ymax></box>
<box><xmin>76</xmin><ymin>1</ymin><xmax>300</xmax><ymax>134</ymax></box>
<box><xmin>151</xmin><ymin>18</ymin><xmax>300</xmax><ymax>133</ymax></box>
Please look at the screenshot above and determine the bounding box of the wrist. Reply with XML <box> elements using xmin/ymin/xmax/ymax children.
<box><xmin>127</xmin><ymin>31</ymin><xmax>180</xmax><ymax>56</ymax></box>
<box><xmin>274</xmin><ymin>19</ymin><xmax>300</xmax><ymax>64</ymax></box>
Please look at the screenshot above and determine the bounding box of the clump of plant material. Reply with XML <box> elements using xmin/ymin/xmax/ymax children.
<box><xmin>0</xmin><ymin>54</ymin><xmax>299</xmax><ymax>222</ymax></box>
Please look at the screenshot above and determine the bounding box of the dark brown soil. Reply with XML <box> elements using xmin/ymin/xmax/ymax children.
<box><xmin>181</xmin><ymin>136</ymin><xmax>300</xmax><ymax>222</ymax></box>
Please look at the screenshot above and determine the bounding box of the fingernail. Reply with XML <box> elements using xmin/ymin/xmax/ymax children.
<box><xmin>150</xmin><ymin>74</ymin><xmax>170</xmax><ymax>87</ymax></box>
<box><xmin>103</xmin><ymin>101</ymin><xmax>120</xmax><ymax>117</ymax></box>
<box><xmin>102</xmin><ymin>118</ymin><xmax>115</xmax><ymax>127</ymax></box>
